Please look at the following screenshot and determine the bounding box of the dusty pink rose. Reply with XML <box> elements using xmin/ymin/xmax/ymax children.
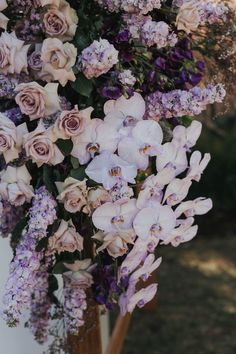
<box><xmin>49</xmin><ymin>219</ymin><xmax>83</xmax><ymax>253</ymax></box>
<box><xmin>176</xmin><ymin>1</ymin><xmax>201</xmax><ymax>33</ymax></box>
<box><xmin>87</xmin><ymin>187</ymin><xmax>111</xmax><ymax>211</ymax></box>
<box><xmin>40</xmin><ymin>38</ymin><xmax>77</xmax><ymax>86</ymax></box>
<box><xmin>0</xmin><ymin>165</ymin><xmax>34</xmax><ymax>206</ymax></box>
<box><xmin>56</xmin><ymin>177</ymin><xmax>88</xmax><ymax>213</ymax></box>
<box><xmin>0</xmin><ymin>113</ymin><xmax>28</xmax><ymax>163</ymax></box>
<box><xmin>64</xmin><ymin>259</ymin><xmax>94</xmax><ymax>287</ymax></box>
<box><xmin>93</xmin><ymin>229</ymin><xmax>135</xmax><ymax>258</ymax></box>
<box><xmin>0</xmin><ymin>31</ymin><xmax>29</xmax><ymax>75</ymax></box>
<box><xmin>15</xmin><ymin>82</ymin><xmax>60</xmax><ymax>120</ymax></box>
<box><xmin>52</xmin><ymin>106</ymin><xmax>93</xmax><ymax>140</ymax></box>
<box><xmin>43</xmin><ymin>0</ymin><xmax>78</xmax><ymax>42</ymax></box>
<box><xmin>24</xmin><ymin>122</ymin><xmax>64</xmax><ymax>167</ymax></box>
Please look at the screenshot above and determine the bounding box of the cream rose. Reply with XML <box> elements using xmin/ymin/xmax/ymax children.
<box><xmin>52</xmin><ymin>106</ymin><xmax>93</xmax><ymax>140</ymax></box>
<box><xmin>24</xmin><ymin>122</ymin><xmax>64</xmax><ymax>167</ymax></box>
<box><xmin>48</xmin><ymin>219</ymin><xmax>83</xmax><ymax>253</ymax></box>
<box><xmin>0</xmin><ymin>0</ymin><xmax>8</xmax><ymax>30</ymax></box>
<box><xmin>0</xmin><ymin>165</ymin><xmax>34</xmax><ymax>206</ymax></box>
<box><xmin>0</xmin><ymin>31</ymin><xmax>29</xmax><ymax>75</ymax></box>
<box><xmin>56</xmin><ymin>177</ymin><xmax>88</xmax><ymax>213</ymax></box>
<box><xmin>64</xmin><ymin>259</ymin><xmax>93</xmax><ymax>287</ymax></box>
<box><xmin>40</xmin><ymin>0</ymin><xmax>60</xmax><ymax>6</ymax></box>
<box><xmin>176</xmin><ymin>1</ymin><xmax>201</xmax><ymax>33</ymax></box>
<box><xmin>87</xmin><ymin>187</ymin><xmax>111</xmax><ymax>211</ymax></box>
<box><xmin>15</xmin><ymin>81</ymin><xmax>60</xmax><ymax>120</ymax></box>
<box><xmin>40</xmin><ymin>38</ymin><xmax>77</xmax><ymax>87</ymax></box>
<box><xmin>93</xmin><ymin>230</ymin><xmax>135</xmax><ymax>258</ymax></box>
<box><xmin>43</xmin><ymin>0</ymin><xmax>78</xmax><ymax>42</ymax></box>
<box><xmin>0</xmin><ymin>113</ymin><xmax>28</xmax><ymax>163</ymax></box>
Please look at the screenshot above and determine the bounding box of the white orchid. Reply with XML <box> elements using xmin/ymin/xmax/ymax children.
<box><xmin>162</xmin><ymin>217</ymin><xmax>198</xmax><ymax>247</ymax></box>
<box><xmin>118</xmin><ymin>120</ymin><xmax>163</xmax><ymax>170</ymax></box>
<box><xmin>85</xmin><ymin>151</ymin><xmax>137</xmax><ymax>189</ymax></box>
<box><xmin>130</xmin><ymin>254</ymin><xmax>162</xmax><ymax>282</ymax></box>
<box><xmin>172</xmin><ymin>120</ymin><xmax>202</xmax><ymax>150</ymax></box>
<box><xmin>137</xmin><ymin>166</ymin><xmax>175</xmax><ymax>209</ymax></box>
<box><xmin>163</xmin><ymin>177</ymin><xmax>192</xmax><ymax>206</ymax></box>
<box><xmin>187</xmin><ymin>150</ymin><xmax>211</xmax><ymax>181</ymax></box>
<box><xmin>175</xmin><ymin>197</ymin><xmax>213</xmax><ymax>218</ymax></box>
<box><xmin>133</xmin><ymin>204</ymin><xmax>176</xmax><ymax>241</ymax></box>
<box><xmin>104</xmin><ymin>93</ymin><xmax>146</xmax><ymax>136</ymax></box>
<box><xmin>71</xmin><ymin>118</ymin><xmax>119</xmax><ymax>164</ymax></box>
<box><xmin>156</xmin><ymin>141</ymin><xmax>188</xmax><ymax>176</ymax></box>
<box><xmin>92</xmin><ymin>199</ymin><xmax>138</xmax><ymax>233</ymax></box>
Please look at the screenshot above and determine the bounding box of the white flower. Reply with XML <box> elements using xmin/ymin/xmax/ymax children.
<box><xmin>172</xmin><ymin>120</ymin><xmax>202</xmax><ymax>150</ymax></box>
<box><xmin>130</xmin><ymin>254</ymin><xmax>162</xmax><ymax>282</ymax></box>
<box><xmin>92</xmin><ymin>199</ymin><xmax>138</xmax><ymax>233</ymax></box>
<box><xmin>85</xmin><ymin>151</ymin><xmax>137</xmax><ymax>189</ymax></box>
<box><xmin>118</xmin><ymin>120</ymin><xmax>163</xmax><ymax>170</ymax></box>
<box><xmin>71</xmin><ymin>119</ymin><xmax>119</xmax><ymax>165</ymax></box>
<box><xmin>163</xmin><ymin>177</ymin><xmax>192</xmax><ymax>206</ymax></box>
<box><xmin>162</xmin><ymin>217</ymin><xmax>198</xmax><ymax>247</ymax></box>
<box><xmin>187</xmin><ymin>151</ymin><xmax>211</xmax><ymax>181</ymax></box>
<box><xmin>104</xmin><ymin>93</ymin><xmax>146</xmax><ymax>136</ymax></box>
<box><xmin>0</xmin><ymin>165</ymin><xmax>34</xmax><ymax>206</ymax></box>
<box><xmin>133</xmin><ymin>203</ymin><xmax>176</xmax><ymax>241</ymax></box>
<box><xmin>156</xmin><ymin>142</ymin><xmax>188</xmax><ymax>176</ymax></box>
<box><xmin>175</xmin><ymin>197</ymin><xmax>213</xmax><ymax>218</ymax></box>
<box><xmin>137</xmin><ymin>166</ymin><xmax>175</xmax><ymax>209</ymax></box>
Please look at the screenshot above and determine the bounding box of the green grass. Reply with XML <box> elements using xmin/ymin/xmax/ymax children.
<box><xmin>122</xmin><ymin>235</ymin><xmax>236</xmax><ymax>354</ymax></box>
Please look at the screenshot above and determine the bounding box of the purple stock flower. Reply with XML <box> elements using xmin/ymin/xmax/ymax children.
<box><xmin>2</xmin><ymin>187</ymin><xmax>57</xmax><ymax>326</ymax></box>
<box><xmin>0</xmin><ymin>201</ymin><xmax>25</xmax><ymax>238</ymax></box>
<box><xmin>101</xmin><ymin>86</ymin><xmax>122</xmax><ymax>99</ymax></box>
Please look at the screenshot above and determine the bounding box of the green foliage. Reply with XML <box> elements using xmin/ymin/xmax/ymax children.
<box><xmin>56</xmin><ymin>139</ymin><xmax>73</xmax><ymax>155</ymax></box>
<box><xmin>70</xmin><ymin>166</ymin><xmax>87</xmax><ymax>181</ymax></box>
<box><xmin>10</xmin><ymin>216</ymin><xmax>28</xmax><ymax>250</ymax></box>
<box><xmin>71</xmin><ymin>73</ymin><xmax>94</xmax><ymax>97</ymax></box>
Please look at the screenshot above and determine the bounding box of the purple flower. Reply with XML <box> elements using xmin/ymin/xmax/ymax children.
<box><xmin>101</xmin><ymin>86</ymin><xmax>122</xmax><ymax>99</ymax></box>
<box><xmin>2</xmin><ymin>187</ymin><xmax>57</xmax><ymax>326</ymax></box>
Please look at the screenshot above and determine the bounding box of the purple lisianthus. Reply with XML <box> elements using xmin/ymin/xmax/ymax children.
<box><xmin>101</xmin><ymin>86</ymin><xmax>122</xmax><ymax>99</ymax></box>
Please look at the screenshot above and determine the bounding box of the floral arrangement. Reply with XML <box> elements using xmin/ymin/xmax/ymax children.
<box><xmin>0</xmin><ymin>0</ymin><xmax>233</xmax><ymax>351</ymax></box>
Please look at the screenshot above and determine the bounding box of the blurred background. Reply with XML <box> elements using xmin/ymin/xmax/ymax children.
<box><xmin>122</xmin><ymin>107</ymin><xmax>236</xmax><ymax>354</ymax></box>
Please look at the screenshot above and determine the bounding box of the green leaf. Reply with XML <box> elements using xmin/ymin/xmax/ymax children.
<box><xmin>10</xmin><ymin>216</ymin><xmax>28</xmax><ymax>250</ymax></box>
<box><xmin>48</xmin><ymin>274</ymin><xmax>59</xmax><ymax>292</ymax></box>
<box><xmin>71</xmin><ymin>156</ymin><xmax>80</xmax><ymax>169</ymax></box>
<box><xmin>74</xmin><ymin>33</ymin><xmax>90</xmax><ymax>51</ymax></box>
<box><xmin>56</xmin><ymin>139</ymin><xmax>73</xmax><ymax>155</ymax></box>
<box><xmin>71</xmin><ymin>73</ymin><xmax>94</xmax><ymax>97</ymax></box>
<box><xmin>43</xmin><ymin>165</ymin><xmax>58</xmax><ymax>195</ymax></box>
<box><xmin>52</xmin><ymin>262</ymin><xmax>68</xmax><ymax>275</ymax></box>
<box><xmin>70</xmin><ymin>166</ymin><xmax>87</xmax><ymax>181</ymax></box>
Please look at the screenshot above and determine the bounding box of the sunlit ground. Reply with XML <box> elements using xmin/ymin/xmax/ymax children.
<box><xmin>123</xmin><ymin>235</ymin><xmax>236</xmax><ymax>354</ymax></box>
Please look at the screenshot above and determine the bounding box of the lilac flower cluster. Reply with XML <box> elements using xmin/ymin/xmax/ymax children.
<box><xmin>80</xmin><ymin>39</ymin><xmax>119</xmax><ymax>79</ymax></box>
<box><xmin>95</xmin><ymin>0</ymin><xmax>162</xmax><ymax>14</ymax></box>
<box><xmin>199</xmin><ymin>2</ymin><xmax>228</xmax><ymax>24</ymax></box>
<box><xmin>173</xmin><ymin>0</ymin><xmax>228</xmax><ymax>25</ymax></box>
<box><xmin>0</xmin><ymin>200</ymin><xmax>25</xmax><ymax>238</ymax></box>
<box><xmin>125</xmin><ymin>15</ymin><xmax>177</xmax><ymax>48</ymax></box>
<box><xmin>17</xmin><ymin>9</ymin><xmax>43</xmax><ymax>42</ymax></box>
<box><xmin>63</xmin><ymin>275</ymin><xmax>88</xmax><ymax>334</ymax></box>
<box><xmin>29</xmin><ymin>266</ymin><xmax>51</xmax><ymax>344</ymax></box>
<box><xmin>145</xmin><ymin>83</ymin><xmax>226</xmax><ymax>121</ymax></box>
<box><xmin>0</xmin><ymin>75</ymin><xmax>18</xmax><ymax>99</ymax></box>
<box><xmin>2</xmin><ymin>187</ymin><xmax>57</xmax><ymax>326</ymax></box>
<box><xmin>4</xmin><ymin>107</ymin><xmax>23</xmax><ymax>125</ymax></box>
